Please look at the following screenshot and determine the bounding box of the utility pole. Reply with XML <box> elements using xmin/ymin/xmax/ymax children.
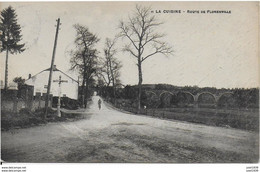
<box><xmin>44</xmin><ymin>18</ymin><xmax>61</xmax><ymax>119</ymax></box>
<box><xmin>53</xmin><ymin>75</ymin><xmax>68</xmax><ymax>117</ymax></box>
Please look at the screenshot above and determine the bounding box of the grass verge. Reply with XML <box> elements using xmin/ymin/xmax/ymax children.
<box><xmin>110</xmin><ymin>102</ymin><xmax>259</xmax><ymax>132</ymax></box>
<box><xmin>1</xmin><ymin>108</ymin><xmax>86</xmax><ymax>131</ymax></box>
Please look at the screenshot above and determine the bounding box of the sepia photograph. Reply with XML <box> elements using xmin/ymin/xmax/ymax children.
<box><xmin>0</xmin><ymin>1</ymin><xmax>259</xmax><ymax>166</ymax></box>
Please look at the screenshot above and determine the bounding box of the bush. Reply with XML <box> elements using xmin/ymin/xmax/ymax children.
<box><xmin>1</xmin><ymin>108</ymin><xmax>55</xmax><ymax>130</ymax></box>
<box><xmin>19</xmin><ymin>108</ymin><xmax>33</xmax><ymax>115</ymax></box>
<box><xmin>34</xmin><ymin>107</ymin><xmax>56</xmax><ymax>118</ymax></box>
<box><xmin>1</xmin><ymin>110</ymin><xmax>41</xmax><ymax>130</ymax></box>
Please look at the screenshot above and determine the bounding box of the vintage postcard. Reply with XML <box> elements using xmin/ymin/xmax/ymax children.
<box><xmin>0</xmin><ymin>1</ymin><xmax>259</xmax><ymax>167</ymax></box>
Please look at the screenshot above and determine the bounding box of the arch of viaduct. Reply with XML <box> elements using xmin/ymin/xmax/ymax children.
<box><xmin>145</xmin><ymin>90</ymin><xmax>234</xmax><ymax>108</ymax></box>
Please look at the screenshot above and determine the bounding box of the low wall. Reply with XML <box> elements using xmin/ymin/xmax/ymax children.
<box><xmin>1</xmin><ymin>98</ymin><xmax>52</xmax><ymax>113</ymax></box>
<box><xmin>1</xmin><ymin>89</ymin><xmax>52</xmax><ymax>113</ymax></box>
<box><xmin>1</xmin><ymin>100</ymin><xmax>14</xmax><ymax>112</ymax></box>
<box><xmin>31</xmin><ymin>99</ymin><xmax>48</xmax><ymax>111</ymax></box>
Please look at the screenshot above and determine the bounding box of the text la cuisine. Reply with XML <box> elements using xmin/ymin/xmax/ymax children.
<box><xmin>155</xmin><ymin>10</ymin><xmax>231</xmax><ymax>14</ymax></box>
<box><xmin>155</xmin><ymin>10</ymin><xmax>181</xmax><ymax>13</ymax></box>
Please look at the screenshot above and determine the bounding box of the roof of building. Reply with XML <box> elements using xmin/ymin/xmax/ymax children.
<box><xmin>26</xmin><ymin>65</ymin><xmax>78</xmax><ymax>83</ymax></box>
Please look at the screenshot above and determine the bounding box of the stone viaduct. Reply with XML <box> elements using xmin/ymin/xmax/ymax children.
<box><xmin>145</xmin><ymin>90</ymin><xmax>234</xmax><ymax>108</ymax></box>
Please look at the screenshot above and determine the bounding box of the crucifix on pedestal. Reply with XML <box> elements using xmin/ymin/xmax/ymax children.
<box><xmin>53</xmin><ymin>75</ymin><xmax>68</xmax><ymax>117</ymax></box>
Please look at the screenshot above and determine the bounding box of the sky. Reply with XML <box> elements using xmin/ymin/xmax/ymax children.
<box><xmin>0</xmin><ymin>1</ymin><xmax>259</xmax><ymax>88</ymax></box>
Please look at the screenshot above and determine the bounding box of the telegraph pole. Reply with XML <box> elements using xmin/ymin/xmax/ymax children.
<box><xmin>44</xmin><ymin>18</ymin><xmax>61</xmax><ymax>119</ymax></box>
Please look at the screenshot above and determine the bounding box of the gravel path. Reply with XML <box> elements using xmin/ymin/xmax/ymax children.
<box><xmin>1</xmin><ymin>96</ymin><xmax>258</xmax><ymax>163</ymax></box>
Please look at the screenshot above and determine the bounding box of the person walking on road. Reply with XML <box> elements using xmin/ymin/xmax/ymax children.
<box><xmin>98</xmin><ymin>99</ymin><xmax>102</xmax><ymax>110</ymax></box>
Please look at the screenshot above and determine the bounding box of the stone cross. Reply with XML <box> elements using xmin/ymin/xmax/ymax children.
<box><xmin>53</xmin><ymin>75</ymin><xmax>68</xmax><ymax>117</ymax></box>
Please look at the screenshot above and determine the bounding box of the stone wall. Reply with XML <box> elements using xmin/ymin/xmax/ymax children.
<box><xmin>1</xmin><ymin>86</ymin><xmax>52</xmax><ymax>113</ymax></box>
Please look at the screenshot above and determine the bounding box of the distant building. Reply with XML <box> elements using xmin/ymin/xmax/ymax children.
<box><xmin>25</xmin><ymin>65</ymin><xmax>78</xmax><ymax>100</ymax></box>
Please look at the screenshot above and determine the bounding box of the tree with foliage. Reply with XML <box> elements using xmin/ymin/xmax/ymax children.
<box><xmin>97</xmin><ymin>37</ymin><xmax>122</xmax><ymax>102</ymax></box>
<box><xmin>70</xmin><ymin>24</ymin><xmax>99</xmax><ymax>108</ymax></box>
<box><xmin>0</xmin><ymin>6</ymin><xmax>25</xmax><ymax>90</ymax></box>
<box><xmin>13</xmin><ymin>76</ymin><xmax>25</xmax><ymax>98</ymax></box>
<box><xmin>13</xmin><ymin>76</ymin><xmax>25</xmax><ymax>89</ymax></box>
<box><xmin>118</xmin><ymin>5</ymin><xmax>173</xmax><ymax>111</ymax></box>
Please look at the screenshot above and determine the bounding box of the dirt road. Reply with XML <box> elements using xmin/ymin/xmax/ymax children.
<box><xmin>1</xmin><ymin>96</ymin><xmax>258</xmax><ymax>163</ymax></box>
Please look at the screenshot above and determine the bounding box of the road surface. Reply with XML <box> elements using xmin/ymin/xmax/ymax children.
<box><xmin>1</xmin><ymin>96</ymin><xmax>258</xmax><ymax>163</ymax></box>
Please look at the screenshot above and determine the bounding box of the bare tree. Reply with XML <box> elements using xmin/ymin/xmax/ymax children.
<box><xmin>118</xmin><ymin>5</ymin><xmax>173</xmax><ymax>110</ymax></box>
<box><xmin>97</xmin><ymin>37</ymin><xmax>122</xmax><ymax>102</ymax></box>
<box><xmin>70</xmin><ymin>24</ymin><xmax>99</xmax><ymax>108</ymax></box>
